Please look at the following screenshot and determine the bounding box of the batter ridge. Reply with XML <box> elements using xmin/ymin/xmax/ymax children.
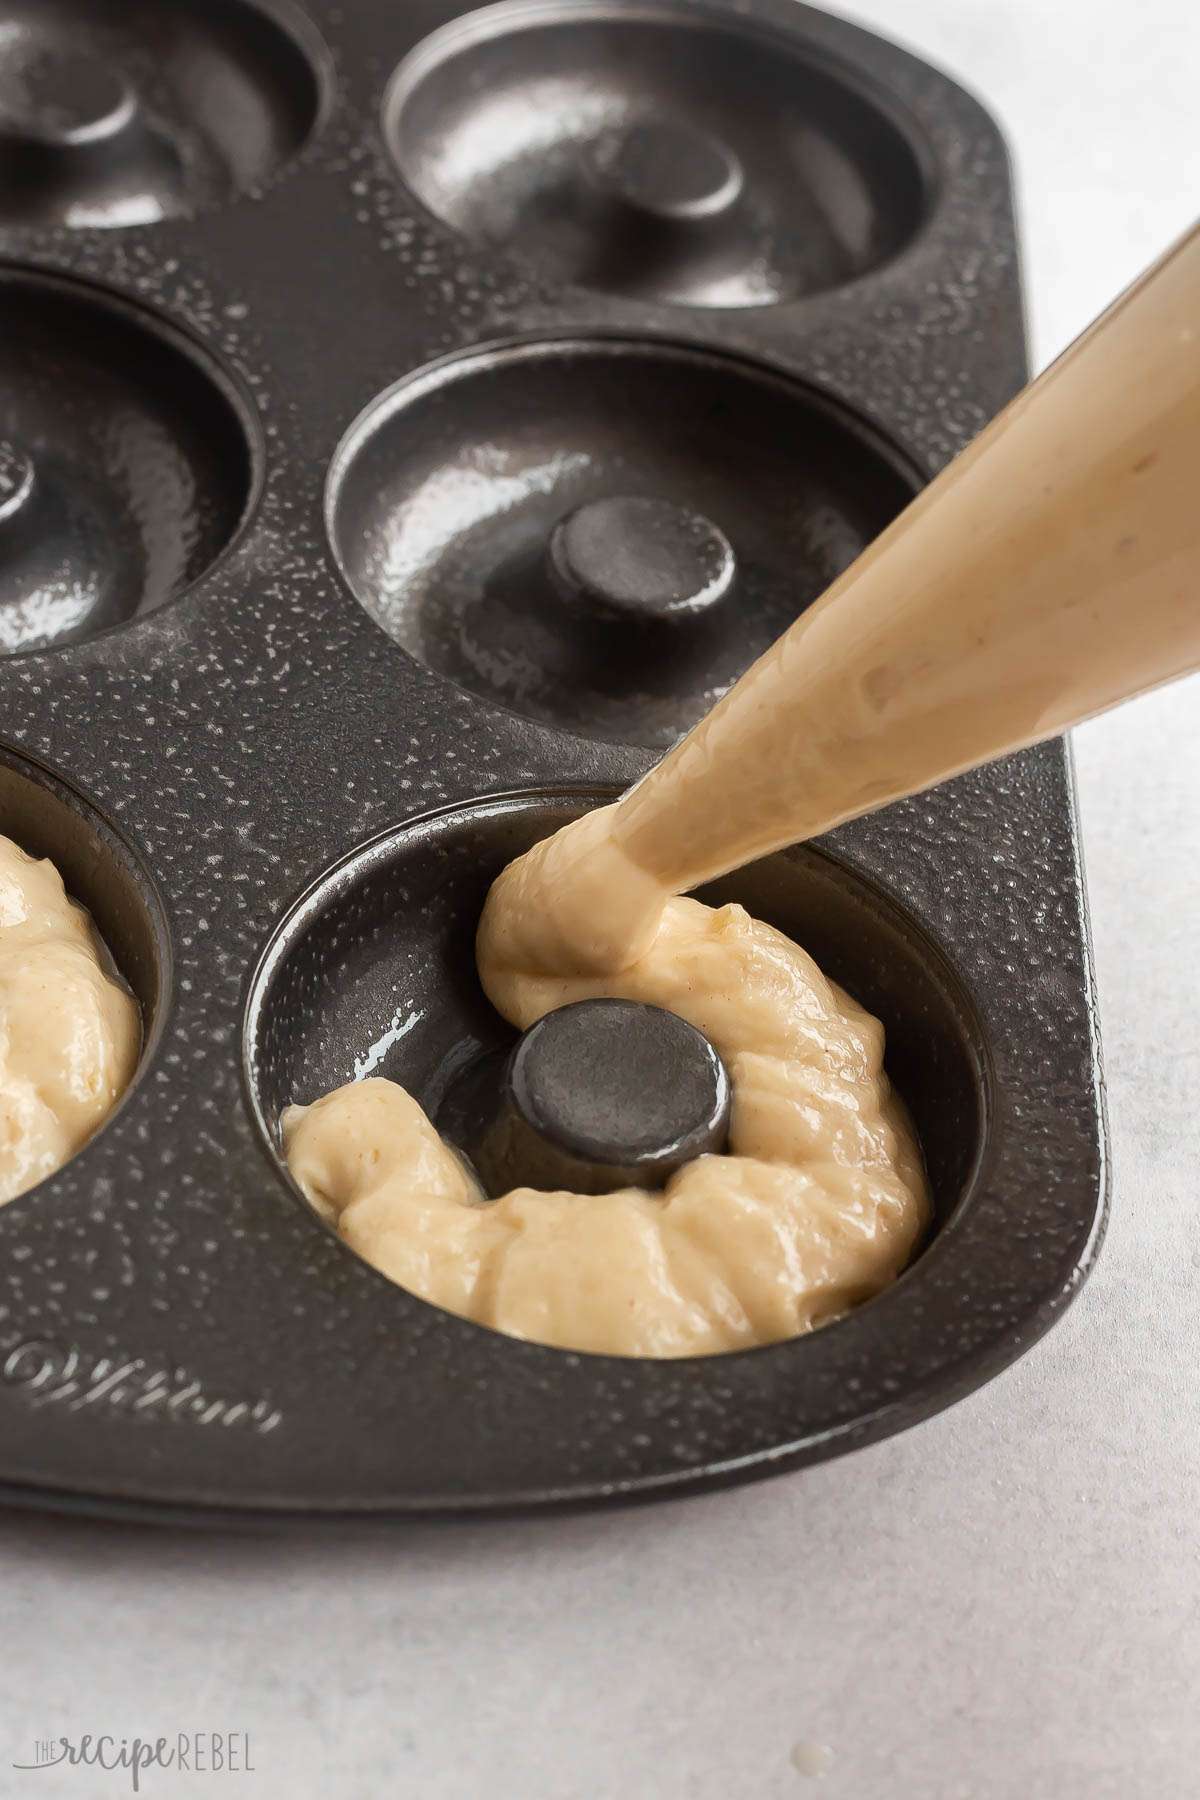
<box><xmin>284</xmin><ymin>889</ymin><xmax>929</xmax><ymax>1357</ymax></box>
<box><xmin>0</xmin><ymin>833</ymin><xmax>140</xmax><ymax>1207</ymax></box>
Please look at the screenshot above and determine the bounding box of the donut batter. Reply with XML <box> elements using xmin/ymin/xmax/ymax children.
<box><xmin>0</xmin><ymin>833</ymin><xmax>140</xmax><ymax>1206</ymax></box>
<box><xmin>283</xmin><ymin>892</ymin><xmax>928</xmax><ymax>1358</ymax></box>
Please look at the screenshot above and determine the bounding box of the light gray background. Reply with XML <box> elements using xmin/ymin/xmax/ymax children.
<box><xmin>2</xmin><ymin>4</ymin><xmax>1197</xmax><ymax>1797</ymax></box>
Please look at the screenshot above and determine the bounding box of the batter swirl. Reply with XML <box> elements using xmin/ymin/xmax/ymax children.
<box><xmin>283</xmin><ymin>891</ymin><xmax>927</xmax><ymax>1357</ymax></box>
<box><xmin>0</xmin><ymin>834</ymin><xmax>140</xmax><ymax>1207</ymax></box>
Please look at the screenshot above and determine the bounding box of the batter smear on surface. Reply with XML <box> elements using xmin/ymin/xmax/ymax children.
<box><xmin>0</xmin><ymin>833</ymin><xmax>140</xmax><ymax>1206</ymax></box>
<box><xmin>283</xmin><ymin>880</ymin><xmax>929</xmax><ymax>1358</ymax></box>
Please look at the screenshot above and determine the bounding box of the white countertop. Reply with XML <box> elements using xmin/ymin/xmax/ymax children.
<box><xmin>2</xmin><ymin>5</ymin><xmax>1197</xmax><ymax>1797</ymax></box>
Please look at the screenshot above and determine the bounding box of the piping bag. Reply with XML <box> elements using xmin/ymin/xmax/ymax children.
<box><xmin>479</xmin><ymin>221</ymin><xmax>1200</xmax><ymax>985</ymax></box>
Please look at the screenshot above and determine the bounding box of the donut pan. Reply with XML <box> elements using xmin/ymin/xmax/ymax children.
<box><xmin>0</xmin><ymin>0</ymin><xmax>1107</xmax><ymax>1522</ymax></box>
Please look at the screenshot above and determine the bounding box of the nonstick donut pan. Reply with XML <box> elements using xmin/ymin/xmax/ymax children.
<box><xmin>0</xmin><ymin>0</ymin><xmax>1107</xmax><ymax>1522</ymax></box>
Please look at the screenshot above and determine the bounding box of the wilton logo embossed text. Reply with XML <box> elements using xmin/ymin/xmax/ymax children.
<box><xmin>1</xmin><ymin>1337</ymin><xmax>282</xmax><ymax>1432</ymax></box>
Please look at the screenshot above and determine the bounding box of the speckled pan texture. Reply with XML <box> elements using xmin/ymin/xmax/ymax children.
<box><xmin>0</xmin><ymin>0</ymin><xmax>1106</xmax><ymax>1521</ymax></box>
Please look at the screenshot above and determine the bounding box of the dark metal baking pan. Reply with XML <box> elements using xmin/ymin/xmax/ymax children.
<box><xmin>0</xmin><ymin>0</ymin><xmax>1106</xmax><ymax>1521</ymax></box>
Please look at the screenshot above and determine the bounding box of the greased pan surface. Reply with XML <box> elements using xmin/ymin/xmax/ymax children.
<box><xmin>0</xmin><ymin>0</ymin><xmax>1105</xmax><ymax>1519</ymax></box>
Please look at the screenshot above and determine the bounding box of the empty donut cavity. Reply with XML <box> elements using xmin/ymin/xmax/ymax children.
<box><xmin>326</xmin><ymin>337</ymin><xmax>921</xmax><ymax>749</ymax></box>
<box><xmin>384</xmin><ymin>0</ymin><xmax>928</xmax><ymax>309</ymax></box>
<box><xmin>0</xmin><ymin>0</ymin><xmax>327</xmax><ymax>228</ymax></box>
<box><xmin>0</xmin><ymin>267</ymin><xmax>258</xmax><ymax>655</ymax></box>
